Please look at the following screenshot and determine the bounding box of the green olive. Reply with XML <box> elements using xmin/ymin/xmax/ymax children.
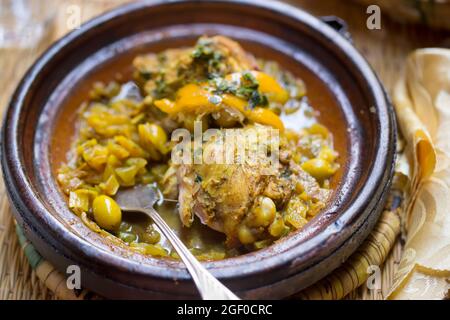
<box><xmin>118</xmin><ymin>231</ymin><xmax>137</xmax><ymax>243</ymax></box>
<box><xmin>238</xmin><ymin>225</ymin><xmax>256</xmax><ymax>245</ymax></box>
<box><xmin>301</xmin><ymin>158</ymin><xmax>336</xmax><ymax>180</ymax></box>
<box><xmin>248</xmin><ymin>196</ymin><xmax>276</xmax><ymax>227</ymax></box>
<box><xmin>118</xmin><ymin>221</ymin><xmax>132</xmax><ymax>232</ymax></box>
<box><xmin>141</xmin><ymin>229</ymin><xmax>161</xmax><ymax>245</ymax></box>
<box><xmin>138</xmin><ymin>123</ymin><xmax>168</xmax><ymax>154</ymax></box>
<box><xmin>93</xmin><ymin>195</ymin><xmax>122</xmax><ymax>231</ymax></box>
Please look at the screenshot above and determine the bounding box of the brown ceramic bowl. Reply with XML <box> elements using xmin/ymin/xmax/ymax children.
<box><xmin>1</xmin><ymin>0</ymin><xmax>396</xmax><ymax>299</ymax></box>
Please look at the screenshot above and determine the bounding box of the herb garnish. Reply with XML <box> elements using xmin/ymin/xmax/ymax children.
<box><xmin>191</xmin><ymin>39</ymin><xmax>269</xmax><ymax>109</ymax></box>
<box><xmin>248</xmin><ymin>90</ymin><xmax>268</xmax><ymax>109</ymax></box>
<box><xmin>195</xmin><ymin>174</ymin><xmax>203</xmax><ymax>183</ymax></box>
<box><xmin>210</xmin><ymin>72</ymin><xmax>269</xmax><ymax>109</ymax></box>
<box><xmin>191</xmin><ymin>38</ymin><xmax>226</xmax><ymax>79</ymax></box>
<box><xmin>155</xmin><ymin>77</ymin><xmax>167</xmax><ymax>96</ymax></box>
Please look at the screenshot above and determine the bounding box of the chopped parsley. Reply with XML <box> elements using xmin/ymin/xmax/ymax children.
<box><xmin>191</xmin><ymin>39</ymin><xmax>269</xmax><ymax>109</ymax></box>
<box><xmin>241</xmin><ymin>72</ymin><xmax>258</xmax><ymax>89</ymax></box>
<box><xmin>248</xmin><ymin>90</ymin><xmax>268</xmax><ymax>109</ymax></box>
<box><xmin>210</xmin><ymin>72</ymin><xmax>269</xmax><ymax>109</ymax></box>
<box><xmin>280</xmin><ymin>168</ymin><xmax>292</xmax><ymax>179</ymax></box>
<box><xmin>155</xmin><ymin>78</ymin><xmax>167</xmax><ymax>96</ymax></box>
<box><xmin>192</xmin><ymin>38</ymin><xmax>215</xmax><ymax>59</ymax></box>
<box><xmin>191</xmin><ymin>38</ymin><xmax>226</xmax><ymax>79</ymax></box>
<box><xmin>139</xmin><ymin>70</ymin><xmax>152</xmax><ymax>81</ymax></box>
<box><xmin>195</xmin><ymin>174</ymin><xmax>203</xmax><ymax>183</ymax></box>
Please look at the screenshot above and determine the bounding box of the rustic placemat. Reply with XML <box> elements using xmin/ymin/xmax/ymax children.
<box><xmin>8</xmin><ymin>183</ymin><xmax>404</xmax><ymax>300</ymax></box>
<box><xmin>1</xmin><ymin>0</ymin><xmax>449</xmax><ymax>300</ymax></box>
<box><xmin>6</xmin><ymin>190</ymin><xmax>402</xmax><ymax>300</ymax></box>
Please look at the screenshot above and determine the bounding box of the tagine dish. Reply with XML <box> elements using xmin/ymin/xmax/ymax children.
<box><xmin>56</xmin><ymin>36</ymin><xmax>340</xmax><ymax>261</ymax></box>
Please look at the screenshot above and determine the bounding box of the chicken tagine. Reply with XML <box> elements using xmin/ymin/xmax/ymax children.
<box><xmin>57</xmin><ymin>36</ymin><xmax>340</xmax><ymax>260</ymax></box>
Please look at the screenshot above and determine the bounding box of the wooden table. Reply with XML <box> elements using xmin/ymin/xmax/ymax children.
<box><xmin>0</xmin><ymin>0</ymin><xmax>449</xmax><ymax>300</ymax></box>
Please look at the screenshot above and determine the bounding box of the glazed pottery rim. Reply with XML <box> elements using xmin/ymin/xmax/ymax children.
<box><xmin>1</xmin><ymin>0</ymin><xmax>395</xmax><ymax>285</ymax></box>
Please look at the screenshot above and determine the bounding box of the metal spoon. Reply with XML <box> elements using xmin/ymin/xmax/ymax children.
<box><xmin>115</xmin><ymin>184</ymin><xmax>240</xmax><ymax>300</ymax></box>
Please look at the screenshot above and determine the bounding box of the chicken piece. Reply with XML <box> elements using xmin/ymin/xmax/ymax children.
<box><xmin>289</xmin><ymin>160</ymin><xmax>331</xmax><ymax>203</ymax></box>
<box><xmin>177</xmin><ymin>35</ymin><xmax>259</xmax><ymax>84</ymax></box>
<box><xmin>192</xmin><ymin>163</ymin><xmax>269</xmax><ymax>233</ymax></box>
<box><xmin>133</xmin><ymin>36</ymin><xmax>258</xmax><ymax>101</ymax></box>
<box><xmin>263</xmin><ymin>175</ymin><xmax>294</xmax><ymax>207</ymax></box>
<box><xmin>177</xmin><ymin>164</ymin><xmax>197</xmax><ymax>227</ymax></box>
<box><xmin>160</xmin><ymin>123</ymin><xmax>332</xmax><ymax>247</ymax></box>
<box><xmin>161</xmin><ymin>164</ymin><xmax>178</xmax><ymax>199</ymax></box>
<box><xmin>205</xmin><ymin>35</ymin><xmax>259</xmax><ymax>71</ymax></box>
<box><xmin>173</xmin><ymin>125</ymin><xmax>291</xmax><ymax>246</ymax></box>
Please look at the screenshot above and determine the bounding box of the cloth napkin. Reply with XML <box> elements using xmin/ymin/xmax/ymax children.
<box><xmin>389</xmin><ymin>48</ymin><xmax>450</xmax><ymax>299</ymax></box>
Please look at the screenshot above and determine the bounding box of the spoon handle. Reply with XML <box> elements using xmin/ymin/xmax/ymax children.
<box><xmin>125</xmin><ymin>206</ymin><xmax>240</xmax><ymax>300</ymax></box>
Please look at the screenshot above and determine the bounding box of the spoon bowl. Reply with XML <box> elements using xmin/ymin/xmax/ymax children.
<box><xmin>115</xmin><ymin>185</ymin><xmax>240</xmax><ymax>300</ymax></box>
